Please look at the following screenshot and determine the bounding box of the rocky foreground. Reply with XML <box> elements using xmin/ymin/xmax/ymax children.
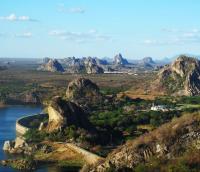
<box><xmin>82</xmin><ymin>112</ymin><xmax>200</xmax><ymax>171</ymax></box>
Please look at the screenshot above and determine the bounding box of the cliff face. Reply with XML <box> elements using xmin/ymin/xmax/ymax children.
<box><xmin>90</xmin><ymin>113</ymin><xmax>200</xmax><ymax>171</ymax></box>
<box><xmin>46</xmin><ymin>96</ymin><xmax>93</xmax><ymax>132</ymax></box>
<box><xmin>153</xmin><ymin>55</ymin><xmax>200</xmax><ymax>96</ymax></box>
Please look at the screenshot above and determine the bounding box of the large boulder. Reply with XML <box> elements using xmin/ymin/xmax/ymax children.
<box><xmin>46</xmin><ymin>96</ymin><xmax>93</xmax><ymax>132</ymax></box>
<box><xmin>3</xmin><ymin>141</ymin><xmax>14</xmax><ymax>151</ymax></box>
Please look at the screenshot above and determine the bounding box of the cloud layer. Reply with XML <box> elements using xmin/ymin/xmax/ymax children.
<box><xmin>15</xmin><ymin>32</ymin><xmax>32</xmax><ymax>38</ymax></box>
<box><xmin>49</xmin><ymin>30</ymin><xmax>111</xmax><ymax>43</ymax></box>
<box><xmin>143</xmin><ymin>29</ymin><xmax>200</xmax><ymax>46</ymax></box>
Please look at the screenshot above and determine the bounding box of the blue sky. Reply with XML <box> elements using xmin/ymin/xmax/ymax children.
<box><xmin>0</xmin><ymin>0</ymin><xmax>200</xmax><ymax>59</ymax></box>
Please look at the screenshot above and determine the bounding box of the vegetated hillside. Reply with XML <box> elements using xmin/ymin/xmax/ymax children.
<box><xmin>153</xmin><ymin>55</ymin><xmax>200</xmax><ymax>96</ymax></box>
<box><xmin>88</xmin><ymin>112</ymin><xmax>200</xmax><ymax>172</ymax></box>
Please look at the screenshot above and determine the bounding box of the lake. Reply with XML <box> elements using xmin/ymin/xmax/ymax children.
<box><xmin>0</xmin><ymin>106</ymin><xmax>77</xmax><ymax>172</ymax></box>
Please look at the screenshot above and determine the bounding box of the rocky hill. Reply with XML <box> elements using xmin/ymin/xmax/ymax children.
<box><xmin>153</xmin><ymin>55</ymin><xmax>200</xmax><ymax>96</ymax></box>
<box><xmin>88</xmin><ymin>112</ymin><xmax>200</xmax><ymax>171</ymax></box>
<box><xmin>37</xmin><ymin>54</ymin><xmax>159</xmax><ymax>73</ymax></box>
<box><xmin>57</xmin><ymin>57</ymin><xmax>104</xmax><ymax>74</ymax></box>
<box><xmin>138</xmin><ymin>57</ymin><xmax>156</xmax><ymax>68</ymax></box>
<box><xmin>46</xmin><ymin>96</ymin><xmax>94</xmax><ymax>132</ymax></box>
<box><xmin>66</xmin><ymin>77</ymin><xmax>102</xmax><ymax>106</ymax></box>
<box><xmin>113</xmin><ymin>53</ymin><xmax>129</xmax><ymax>66</ymax></box>
<box><xmin>83</xmin><ymin>57</ymin><xmax>104</xmax><ymax>74</ymax></box>
<box><xmin>38</xmin><ymin>59</ymin><xmax>64</xmax><ymax>72</ymax></box>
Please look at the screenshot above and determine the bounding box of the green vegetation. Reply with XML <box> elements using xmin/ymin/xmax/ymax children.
<box><xmin>24</xmin><ymin>125</ymin><xmax>94</xmax><ymax>145</ymax></box>
<box><xmin>58</xmin><ymin>160</ymin><xmax>83</xmax><ymax>170</ymax></box>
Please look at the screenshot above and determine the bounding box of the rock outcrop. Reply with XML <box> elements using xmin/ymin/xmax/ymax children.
<box><xmin>38</xmin><ymin>59</ymin><xmax>64</xmax><ymax>72</ymax></box>
<box><xmin>46</xmin><ymin>96</ymin><xmax>93</xmax><ymax>132</ymax></box>
<box><xmin>153</xmin><ymin>55</ymin><xmax>200</xmax><ymax>96</ymax></box>
<box><xmin>66</xmin><ymin>77</ymin><xmax>102</xmax><ymax>104</ymax></box>
<box><xmin>3</xmin><ymin>137</ymin><xmax>29</xmax><ymax>154</ymax></box>
<box><xmin>113</xmin><ymin>53</ymin><xmax>129</xmax><ymax>66</ymax></box>
<box><xmin>84</xmin><ymin>57</ymin><xmax>104</xmax><ymax>74</ymax></box>
<box><xmin>89</xmin><ymin>113</ymin><xmax>200</xmax><ymax>171</ymax></box>
<box><xmin>63</xmin><ymin>57</ymin><xmax>104</xmax><ymax>74</ymax></box>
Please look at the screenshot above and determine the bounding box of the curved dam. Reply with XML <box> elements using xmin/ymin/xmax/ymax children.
<box><xmin>16</xmin><ymin>113</ymin><xmax>48</xmax><ymax>136</ymax></box>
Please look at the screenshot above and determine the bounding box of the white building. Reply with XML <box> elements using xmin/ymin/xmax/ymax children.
<box><xmin>151</xmin><ymin>105</ymin><xmax>169</xmax><ymax>112</ymax></box>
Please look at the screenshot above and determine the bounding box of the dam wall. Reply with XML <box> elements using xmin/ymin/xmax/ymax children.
<box><xmin>16</xmin><ymin>113</ymin><xmax>47</xmax><ymax>136</ymax></box>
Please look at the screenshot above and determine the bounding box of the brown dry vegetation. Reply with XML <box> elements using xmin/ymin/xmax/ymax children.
<box><xmin>35</xmin><ymin>141</ymin><xmax>84</xmax><ymax>162</ymax></box>
<box><xmin>111</xmin><ymin>112</ymin><xmax>200</xmax><ymax>156</ymax></box>
<box><xmin>0</xmin><ymin>68</ymin><xmax>156</xmax><ymax>102</ymax></box>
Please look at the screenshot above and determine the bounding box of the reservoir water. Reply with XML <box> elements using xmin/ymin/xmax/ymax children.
<box><xmin>0</xmin><ymin>106</ymin><xmax>76</xmax><ymax>172</ymax></box>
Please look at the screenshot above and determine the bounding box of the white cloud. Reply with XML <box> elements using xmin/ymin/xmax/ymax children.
<box><xmin>49</xmin><ymin>30</ymin><xmax>111</xmax><ymax>43</ymax></box>
<box><xmin>15</xmin><ymin>32</ymin><xmax>32</xmax><ymax>38</ymax></box>
<box><xmin>144</xmin><ymin>28</ymin><xmax>200</xmax><ymax>46</ymax></box>
<box><xmin>58</xmin><ymin>4</ymin><xmax>85</xmax><ymax>14</ymax></box>
<box><xmin>69</xmin><ymin>7</ymin><xmax>85</xmax><ymax>13</ymax></box>
<box><xmin>0</xmin><ymin>13</ymin><xmax>37</xmax><ymax>22</ymax></box>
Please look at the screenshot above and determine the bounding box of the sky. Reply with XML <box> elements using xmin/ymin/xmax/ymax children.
<box><xmin>0</xmin><ymin>0</ymin><xmax>200</xmax><ymax>59</ymax></box>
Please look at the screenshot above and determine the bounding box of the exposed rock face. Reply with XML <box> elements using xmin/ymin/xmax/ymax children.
<box><xmin>63</xmin><ymin>57</ymin><xmax>85</xmax><ymax>73</ymax></box>
<box><xmin>90</xmin><ymin>113</ymin><xmax>200</xmax><ymax>171</ymax></box>
<box><xmin>62</xmin><ymin>57</ymin><xmax>104</xmax><ymax>74</ymax></box>
<box><xmin>114</xmin><ymin>53</ymin><xmax>129</xmax><ymax>66</ymax></box>
<box><xmin>38</xmin><ymin>59</ymin><xmax>64</xmax><ymax>72</ymax></box>
<box><xmin>46</xmin><ymin>96</ymin><xmax>93</xmax><ymax>132</ymax></box>
<box><xmin>153</xmin><ymin>55</ymin><xmax>200</xmax><ymax>96</ymax></box>
<box><xmin>84</xmin><ymin>57</ymin><xmax>104</xmax><ymax>74</ymax></box>
<box><xmin>66</xmin><ymin>78</ymin><xmax>102</xmax><ymax>104</ymax></box>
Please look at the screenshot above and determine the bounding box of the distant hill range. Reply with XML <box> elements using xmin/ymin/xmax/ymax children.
<box><xmin>37</xmin><ymin>54</ymin><xmax>160</xmax><ymax>73</ymax></box>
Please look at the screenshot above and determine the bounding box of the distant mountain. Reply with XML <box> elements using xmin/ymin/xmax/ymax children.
<box><xmin>137</xmin><ymin>57</ymin><xmax>156</xmax><ymax>69</ymax></box>
<box><xmin>113</xmin><ymin>53</ymin><xmax>129</xmax><ymax>66</ymax></box>
<box><xmin>38</xmin><ymin>59</ymin><xmax>64</xmax><ymax>72</ymax></box>
<box><xmin>57</xmin><ymin>57</ymin><xmax>104</xmax><ymax>74</ymax></box>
